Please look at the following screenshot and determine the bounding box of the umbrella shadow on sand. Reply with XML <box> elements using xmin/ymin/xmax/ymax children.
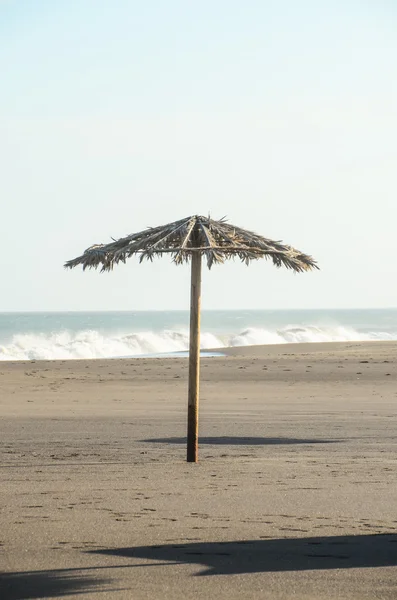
<box><xmin>141</xmin><ymin>436</ymin><xmax>342</xmax><ymax>446</ymax></box>
<box><xmin>3</xmin><ymin>535</ymin><xmax>396</xmax><ymax>598</ymax></box>
<box><xmin>90</xmin><ymin>534</ymin><xmax>397</xmax><ymax>577</ymax></box>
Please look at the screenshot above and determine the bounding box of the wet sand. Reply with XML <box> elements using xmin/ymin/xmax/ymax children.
<box><xmin>1</xmin><ymin>341</ymin><xmax>397</xmax><ymax>599</ymax></box>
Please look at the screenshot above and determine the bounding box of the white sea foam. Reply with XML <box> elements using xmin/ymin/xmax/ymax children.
<box><xmin>228</xmin><ymin>325</ymin><xmax>388</xmax><ymax>346</ymax></box>
<box><xmin>0</xmin><ymin>324</ymin><xmax>395</xmax><ymax>361</ymax></box>
<box><xmin>0</xmin><ymin>329</ymin><xmax>221</xmax><ymax>361</ymax></box>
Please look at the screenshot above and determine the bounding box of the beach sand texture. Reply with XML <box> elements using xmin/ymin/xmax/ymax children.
<box><xmin>1</xmin><ymin>341</ymin><xmax>397</xmax><ymax>599</ymax></box>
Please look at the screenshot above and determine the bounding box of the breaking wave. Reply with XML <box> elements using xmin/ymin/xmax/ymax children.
<box><xmin>0</xmin><ymin>325</ymin><xmax>395</xmax><ymax>361</ymax></box>
<box><xmin>0</xmin><ymin>330</ymin><xmax>220</xmax><ymax>361</ymax></box>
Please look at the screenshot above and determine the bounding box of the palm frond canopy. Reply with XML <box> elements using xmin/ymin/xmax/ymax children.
<box><xmin>65</xmin><ymin>215</ymin><xmax>318</xmax><ymax>272</ymax></box>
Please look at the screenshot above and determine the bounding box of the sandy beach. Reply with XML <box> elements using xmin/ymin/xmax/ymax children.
<box><xmin>1</xmin><ymin>340</ymin><xmax>397</xmax><ymax>599</ymax></box>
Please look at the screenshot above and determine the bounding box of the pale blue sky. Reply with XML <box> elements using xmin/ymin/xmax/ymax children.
<box><xmin>1</xmin><ymin>1</ymin><xmax>396</xmax><ymax>310</ymax></box>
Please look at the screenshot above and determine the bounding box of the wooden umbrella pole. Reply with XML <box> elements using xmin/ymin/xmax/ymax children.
<box><xmin>187</xmin><ymin>251</ymin><xmax>202</xmax><ymax>463</ymax></box>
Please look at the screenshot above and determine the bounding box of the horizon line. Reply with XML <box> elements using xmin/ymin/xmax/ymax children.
<box><xmin>0</xmin><ymin>307</ymin><xmax>396</xmax><ymax>314</ymax></box>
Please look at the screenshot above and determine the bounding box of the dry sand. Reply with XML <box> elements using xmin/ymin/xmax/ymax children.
<box><xmin>1</xmin><ymin>341</ymin><xmax>397</xmax><ymax>599</ymax></box>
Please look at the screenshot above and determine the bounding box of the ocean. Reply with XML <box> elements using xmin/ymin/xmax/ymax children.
<box><xmin>0</xmin><ymin>309</ymin><xmax>396</xmax><ymax>361</ymax></box>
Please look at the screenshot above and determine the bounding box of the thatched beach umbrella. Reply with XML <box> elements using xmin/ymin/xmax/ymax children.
<box><xmin>65</xmin><ymin>215</ymin><xmax>318</xmax><ymax>463</ymax></box>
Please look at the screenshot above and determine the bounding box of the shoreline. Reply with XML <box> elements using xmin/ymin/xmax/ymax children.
<box><xmin>0</xmin><ymin>339</ymin><xmax>396</xmax><ymax>365</ymax></box>
<box><xmin>221</xmin><ymin>338</ymin><xmax>397</xmax><ymax>355</ymax></box>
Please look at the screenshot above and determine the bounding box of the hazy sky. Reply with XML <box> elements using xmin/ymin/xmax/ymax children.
<box><xmin>1</xmin><ymin>1</ymin><xmax>396</xmax><ymax>311</ymax></box>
